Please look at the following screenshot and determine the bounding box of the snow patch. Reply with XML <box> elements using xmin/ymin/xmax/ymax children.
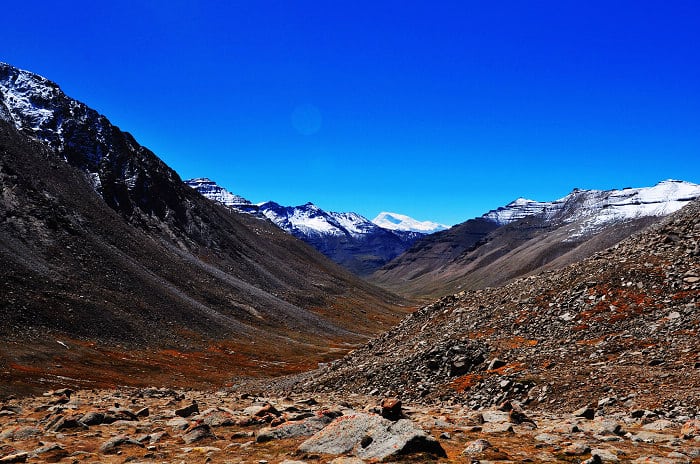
<box><xmin>372</xmin><ymin>212</ymin><xmax>449</xmax><ymax>233</ymax></box>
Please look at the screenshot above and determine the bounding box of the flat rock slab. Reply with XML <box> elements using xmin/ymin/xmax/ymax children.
<box><xmin>298</xmin><ymin>412</ymin><xmax>446</xmax><ymax>461</ymax></box>
<box><xmin>481</xmin><ymin>410</ymin><xmax>510</xmax><ymax>423</ymax></box>
<box><xmin>257</xmin><ymin>414</ymin><xmax>335</xmax><ymax>442</ymax></box>
<box><xmin>99</xmin><ymin>434</ymin><xmax>144</xmax><ymax>454</ymax></box>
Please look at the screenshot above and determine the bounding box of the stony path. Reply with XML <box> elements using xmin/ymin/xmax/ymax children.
<box><xmin>1</xmin><ymin>388</ymin><xmax>699</xmax><ymax>463</ymax></box>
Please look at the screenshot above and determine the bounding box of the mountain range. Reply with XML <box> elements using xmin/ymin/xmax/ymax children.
<box><xmin>186</xmin><ymin>174</ymin><xmax>700</xmax><ymax>300</ymax></box>
<box><xmin>370</xmin><ymin>179</ymin><xmax>700</xmax><ymax>298</ymax></box>
<box><xmin>184</xmin><ymin>178</ymin><xmax>430</xmax><ymax>276</ymax></box>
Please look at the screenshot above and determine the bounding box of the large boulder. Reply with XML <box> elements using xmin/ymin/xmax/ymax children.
<box><xmin>298</xmin><ymin>413</ymin><xmax>446</xmax><ymax>461</ymax></box>
<box><xmin>257</xmin><ymin>410</ymin><xmax>340</xmax><ymax>443</ymax></box>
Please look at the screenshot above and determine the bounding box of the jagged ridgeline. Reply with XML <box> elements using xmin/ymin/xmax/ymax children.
<box><xmin>0</xmin><ymin>63</ymin><xmax>409</xmax><ymax>395</ymax></box>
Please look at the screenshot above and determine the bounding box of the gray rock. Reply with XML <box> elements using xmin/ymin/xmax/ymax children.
<box><xmin>175</xmin><ymin>401</ymin><xmax>199</xmax><ymax>418</ymax></box>
<box><xmin>99</xmin><ymin>434</ymin><xmax>144</xmax><ymax>454</ymax></box>
<box><xmin>257</xmin><ymin>412</ymin><xmax>337</xmax><ymax>443</ymax></box>
<box><xmin>463</xmin><ymin>438</ymin><xmax>491</xmax><ymax>455</ymax></box>
<box><xmin>298</xmin><ymin>413</ymin><xmax>446</xmax><ymax>460</ymax></box>
<box><xmin>78</xmin><ymin>411</ymin><xmax>105</xmax><ymax>426</ymax></box>
<box><xmin>167</xmin><ymin>417</ymin><xmax>189</xmax><ymax>430</ymax></box>
<box><xmin>591</xmin><ymin>447</ymin><xmax>620</xmax><ymax>462</ymax></box>
<box><xmin>182</xmin><ymin>424</ymin><xmax>215</xmax><ymax>444</ymax></box>
<box><xmin>642</xmin><ymin>419</ymin><xmax>675</xmax><ymax>431</ymax></box>
<box><xmin>199</xmin><ymin>409</ymin><xmax>236</xmax><ymax>427</ymax></box>
<box><xmin>0</xmin><ymin>426</ymin><xmax>41</xmax><ymax>441</ymax></box>
<box><xmin>631</xmin><ymin>430</ymin><xmax>677</xmax><ymax>443</ymax></box>
<box><xmin>46</xmin><ymin>415</ymin><xmax>86</xmax><ymax>432</ymax></box>
<box><xmin>573</xmin><ymin>406</ymin><xmax>595</xmax><ymax>420</ymax></box>
<box><xmin>29</xmin><ymin>442</ymin><xmax>66</xmax><ymax>459</ymax></box>
<box><xmin>481</xmin><ymin>410</ymin><xmax>510</xmax><ymax>423</ymax></box>
<box><xmin>598</xmin><ymin>397</ymin><xmax>617</xmax><ymax>408</ymax></box>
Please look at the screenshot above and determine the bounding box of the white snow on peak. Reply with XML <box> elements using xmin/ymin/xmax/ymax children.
<box><xmin>0</xmin><ymin>64</ymin><xmax>60</xmax><ymax>133</ymax></box>
<box><xmin>258</xmin><ymin>202</ymin><xmax>380</xmax><ymax>238</ymax></box>
<box><xmin>0</xmin><ymin>62</ymin><xmax>110</xmax><ymax>167</ymax></box>
<box><xmin>372</xmin><ymin>212</ymin><xmax>449</xmax><ymax>234</ymax></box>
<box><xmin>330</xmin><ymin>211</ymin><xmax>376</xmax><ymax>236</ymax></box>
<box><xmin>566</xmin><ymin>179</ymin><xmax>700</xmax><ymax>237</ymax></box>
<box><xmin>483</xmin><ymin>179</ymin><xmax>700</xmax><ymax>238</ymax></box>
<box><xmin>483</xmin><ymin>198</ymin><xmax>546</xmax><ymax>225</ymax></box>
<box><xmin>184</xmin><ymin>178</ymin><xmax>251</xmax><ymax>206</ymax></box>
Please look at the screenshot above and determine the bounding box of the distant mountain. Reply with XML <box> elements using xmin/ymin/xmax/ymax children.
<box><xmin>483</xmin><ymin>180</ymin><xmax>700</xmax><ymax>237</ymax></box>
<box><xmin>372</xmin><ymin>212</ymin><xmax>449</xmax><ymax>233</ymax></box>
<box><xmin>371</xmin><ymin>180</ymin><xmax>700</xmax><ymax>298</ymax></box>
<box><xmin>254</xmin><ymin>201</ymin><xmax>427</xmax><ymax>276</ymax></box>
<box><xmin>184</xmin><ymin>179</ymin><xmax>430</xmax><ymax>276</ymax></box>
<box><xmin>0</xmin><ymin>62</ymin><xmax>408</xmax><ymax>395</ymax></box>
<box><xmin>184</xmin><ymin>177</ymin><xmax>252</xmax><ymax>207</ymax></box>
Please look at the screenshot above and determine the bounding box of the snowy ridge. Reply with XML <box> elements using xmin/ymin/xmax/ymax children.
<box><xmin>482</xmin><ymin>198</ymin><xmax>549</xmax><ymax>226</ymax></box>
<box><xmin>372</xmin><ymin>212</ymin><xmax>449</xmax><ymax>233</ymax></box>
<box><xmin>184</xmin><ymin>178</ymin><xmax>251</xmax><ymax>206</ymax></box>
<box><xmin>483</xmin><ymin>180</ymin><xmax>700</xmax><ymax>238</ymax></box>
<box><xmin>257</xmin><ymin>202</ymin><xmax>381</xmax><ymax>238</ymax></box>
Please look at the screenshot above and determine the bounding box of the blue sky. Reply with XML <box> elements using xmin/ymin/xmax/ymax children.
<box><xmin>3</xmin><ymin>1</ymin><xmax>699</xmax><ymax>225</ymax></box>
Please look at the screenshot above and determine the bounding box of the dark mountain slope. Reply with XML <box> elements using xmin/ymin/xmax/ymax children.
<box><xmin>0</xmin><ymin>64</ymin><xmax>409</xmax><ymax>396</ymax></box>
<box><xmin>369</xmin><ymin>217</ymin><xmax>500</xmax><ymax>297</ymax></box>
<box><xmin>372</xmin><ymin>214</ymin><xmax>658</xmax><ymax>299</ymax></box>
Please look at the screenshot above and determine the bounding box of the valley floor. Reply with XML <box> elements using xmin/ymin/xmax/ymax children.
<box><xmin>1</xmin><ymin>387</ymin><xmax>699</xmax><ymax>463</ymax></box>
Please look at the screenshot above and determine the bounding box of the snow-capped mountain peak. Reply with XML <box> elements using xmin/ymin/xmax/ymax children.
<box><xmin>482</xmin><ymin>198</ymin><xmax>546</xmax><ymax>225</ymax></box>
<box><xmin>257</xmin><ymin>201</ymin><xmax>379</xmax><ymax>238</ymax></box>
<box><xmin>0</xmin><ymin>62</ymin><xmax>117</xmax><ymax>172</ymax></box>
<box><xmin>372</xmin><ymin>212</ymin><xmax>449</xmax><ymax>233</ymax></box>
<box><xmin>184</xmin><ymin>178</ymin><xmax>251</xmax><ymax>206</ymax></box>
<box><xmin>483</xmin><ymin>179</ymin><xmax>700</xmax><ymax>238</ymax></box>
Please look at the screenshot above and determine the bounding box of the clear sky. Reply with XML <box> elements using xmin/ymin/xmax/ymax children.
<box><xmin>3</xmin><ymin>1</ymin><xmax>699</xmax><ymax>226</ymax></box>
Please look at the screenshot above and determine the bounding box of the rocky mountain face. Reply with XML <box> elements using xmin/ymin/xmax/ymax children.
<box><xmin>284</xmin><ymin>199</ymin><xmax>700</xmax><ymax>416</ymax></box>
<box><xmin>371</xmin><ymin>181</ymin><xmax>700</xmax><ymax>299</ymax></box>
<box><xmin>0</xmin><ymin>63</ymin><xmax>409</xmax><ymax>396</ymax></box>
<box><xmin>184</xmin><ymin>177</ymin><xmax>426</xmax><ymax>276</ymax></box>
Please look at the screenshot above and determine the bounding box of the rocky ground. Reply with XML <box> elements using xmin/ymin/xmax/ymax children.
<box><xmin>1</xmin><ymin>387</ymin><xmax>699</xmax><ymax>463</ymax></box>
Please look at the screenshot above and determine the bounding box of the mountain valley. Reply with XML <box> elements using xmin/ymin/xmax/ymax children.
<box><xmin>1</xmin><ymin>62</ymin><xmax>699</xmax><ymax>463</ymax></box>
